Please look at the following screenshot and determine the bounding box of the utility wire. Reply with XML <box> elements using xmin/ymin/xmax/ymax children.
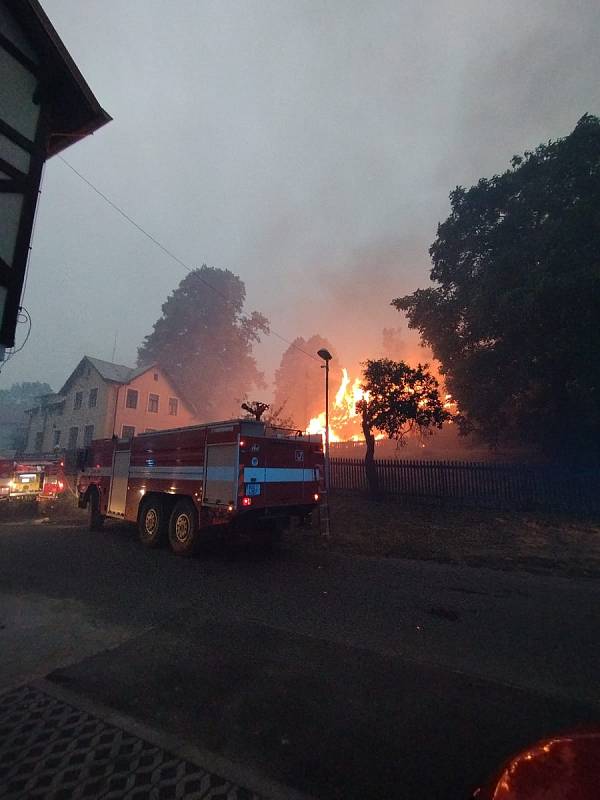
<box><xmin>58</xmin><ymin>156</ymin><xmax>320</xmax><ymax>362</ymax></box>
<box><xmin>0</xmin><ymin>307</ymin><xmax>33</xmax><ymax>372</ymax></box>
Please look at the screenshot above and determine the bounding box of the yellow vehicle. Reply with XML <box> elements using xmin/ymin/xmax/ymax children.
<box><xmin>10</xmin><ymin>462</ymin><xmax>44</xmax><ymax>501</ymax></box>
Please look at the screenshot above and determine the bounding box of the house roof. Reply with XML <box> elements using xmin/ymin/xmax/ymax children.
<box><xmin>57</xmin><ymin>356</ymin><xmax>197</xmax><ymax>415</ymax></box>
<box><xmin>4</xmin><ymin>0</ymin><xmax>112</xmax><ymax>157</ymax></box>
<box><xmin>85</xmin><ymin>356</ymin><xmax>136</xmax><ymax>384</ymax></box>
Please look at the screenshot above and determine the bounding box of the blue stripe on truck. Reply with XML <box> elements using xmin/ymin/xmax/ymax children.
<box><xmin>243</xmin><ymin>467</ymin><xmax>315</xmax><ymax>483</ymax></box>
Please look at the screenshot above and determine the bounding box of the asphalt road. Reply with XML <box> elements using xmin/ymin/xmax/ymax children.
<box><xmin>1</xmin><ymin>516</ymin><xmax>599</xmax><ymax>798</ymax></box>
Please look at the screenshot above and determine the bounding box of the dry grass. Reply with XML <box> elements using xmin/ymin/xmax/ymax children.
<box><xmin>297</xmin><ymin>492</ymin><xmax>600</xmax><ymax>578</ymax></box>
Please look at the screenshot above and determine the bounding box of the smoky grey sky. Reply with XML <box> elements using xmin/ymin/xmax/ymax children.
<box><xmin>3</xmin><ymin>0</ymin><xmax>599</xmax><ymax>395</ymax></box>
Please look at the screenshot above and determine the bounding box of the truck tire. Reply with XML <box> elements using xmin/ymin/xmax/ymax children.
<box><xmin>168</xmin><ymin>499</ymin><xmax>199</xmax><ymax>557</ymax></box>
<box><xmin>138</xmin><ymin>497</ymin><xmax>168</xmax><ymax>548</ymax></box>
<box><xmin>88</xmin><ymin>489</ymin><xmax>104</xmax><ymax>531</ymax></box>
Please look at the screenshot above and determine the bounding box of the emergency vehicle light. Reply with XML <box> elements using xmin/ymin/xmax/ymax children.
<box><xmin>242</xmin><ymin>496</ymin><xmax>252</xmax><ymax>507</ymax></box>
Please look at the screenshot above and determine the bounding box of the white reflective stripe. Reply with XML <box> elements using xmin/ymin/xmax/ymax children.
<box><xmin>129</xmin><ymin>465</ymin><xmax>205</xmax><ymax>479</ymax></box>
<box><xmin>84</xmin><ymin>468</ymin><xmax>112</xmax><ymax>477</ymax></box>
<box><xmin>243</xmin><ymin>467</ymin><xmax>315</xmax><ymax>483</ymax></box>
<box><xmin>206</xmin><ymin>466</ymin><xmax>236</xmax><ymax>481</ymax></box>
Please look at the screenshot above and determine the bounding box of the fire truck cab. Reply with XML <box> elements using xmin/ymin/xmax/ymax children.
<box><xmin>78</xmin><ymin>419</ymin><xmax>323</xmax><ymax>555</ymax></box>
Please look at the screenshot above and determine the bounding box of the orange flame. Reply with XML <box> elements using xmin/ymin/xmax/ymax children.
<box><xmin>306</xmin><ymin>367</ymin><xmax>455</xmax><ymax>443</ymax></box>
<box><xmin>306</xmin><ymin>367</ymin><xmax>371</xmax><ymax>442</ymax></box>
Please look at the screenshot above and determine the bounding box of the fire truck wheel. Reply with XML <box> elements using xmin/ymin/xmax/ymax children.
<box><xmin>168</xmin><ymin>499</ymin><xmax>199</xmax><ymax>557</ymax></box>
<box><xmin>138</xmin><ymin>498</ymin><xmax>168</xmax><ymax>548</ymax></box>
<box><xmin>88</xmin><ymin>490</ymin><xmax>104</xmax><ymax>531</ymax></box>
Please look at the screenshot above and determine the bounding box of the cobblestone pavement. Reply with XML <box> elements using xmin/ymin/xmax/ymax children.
<box><xmin>0</xmin><ymin>685</ymin><xmax>262</xmax><ymax>800</ymax></box>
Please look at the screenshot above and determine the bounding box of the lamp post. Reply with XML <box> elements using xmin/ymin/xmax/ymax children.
<box><xmin>317</xmin><ymin>348</ymin><xmax>332</xmax><ymax>495</ymax></box>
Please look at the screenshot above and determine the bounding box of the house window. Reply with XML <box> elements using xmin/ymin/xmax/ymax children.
<box><xmin>83</xmin><ymin>425</ymin><xmax>94</xmax><ymax>446</ymax></box>
<box><xmin>148</xmin><ymin>393</ymin><xmax>159</xmax><ymax>413</ymax></box>
<box><xmin>34</xmin><ymin>431</ymin><xmax>44</xmax><ymax>451</ymax></box>
<box><xmin>168</xmin><ymin>397</ymin><xmax>178</xmax><ymax>416</ymax></box>
<box><xmin>126</xmin><ymin>389</ymin><xmax>138</xmax><ymax>409</ymax></box>
<box><xmin>153</xmin><ymin>372</ymin><xmax>159</xmax><ymax>381</ymax></box>
<box><xmin>53</xmin><ymin>430</ymin><xmax>61</xmax><ymax>447</ymax></box>
<box><xmin>74</xmin><ymin>391</ymin><xmax>83</xmax><ymax>410</ymax></box>
<box><xmin>88</xmin><ymin>388</ymin><xmax>98</xmax><ymax>408</ymax></box>
<box><xmin>121</xmin><ymin>425</ymin><xmax>135</xmax><ymax>440</ymax></box>
<box><xmin>68</xmin><ymin>427</ymin><xmax>78</xmax><ymax>449</ymax></box>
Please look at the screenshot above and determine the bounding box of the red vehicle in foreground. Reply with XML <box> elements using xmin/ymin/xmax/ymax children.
<box><xmin>78</xmin><ymin>419</ymin><xmax>323</xmax><ymax>555</ymax></box>
<box><xmin>473</xmin><ymin>729</ymin><xmax>600</xmax><ymax>799</ymax></box>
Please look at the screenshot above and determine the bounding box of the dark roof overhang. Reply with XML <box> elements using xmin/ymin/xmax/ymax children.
<box><xmin>4</xmin><ymin>0</ymin><xmax>112</xmax><ymax>157</ymax></box>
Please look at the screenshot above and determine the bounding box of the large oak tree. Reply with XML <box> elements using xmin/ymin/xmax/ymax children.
<box><xmin>138</xmin><ymin>266</ymin><xmax>269</xmax><ymax>420</ymax></box>
<box><xmin>394</xmin><ymin>115</ymin><xmax>600</xmax><ymax>462</ymax></box>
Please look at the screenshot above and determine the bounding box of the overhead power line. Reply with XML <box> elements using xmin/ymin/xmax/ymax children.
<box><xmin>0</xmin><ymin>306</ymin><xmax>33</xmax><ymax>373</ymax></box>
<box><xmin>57</xmin><ymin>156</ymin><xmax>320</xmax><ymax>362</ymax></box>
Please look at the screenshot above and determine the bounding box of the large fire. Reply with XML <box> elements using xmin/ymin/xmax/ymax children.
<box><xmin>305</xmin><ymin>367</ymin><xmax>457</xmax><ymax>443</ymax></box>
<box><xmin>306</xmin><ymin>368</ymin><xmax>368</xmax><ymax>442</ymax></box>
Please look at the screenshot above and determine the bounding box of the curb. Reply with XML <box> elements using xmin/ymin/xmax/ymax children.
<box><xmin>33</xmin><ymin>678</ymin><xmax>317</xmax><ymax>800</ymax></box>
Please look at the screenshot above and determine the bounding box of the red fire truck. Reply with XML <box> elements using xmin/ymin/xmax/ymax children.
<box><xmin>77</xmin><ymin>419</ymin><xmax>323</xmax><ymax>555</ymax></box>
<box><xmin>37</xmin><ymin>456</ymin><xmax>67</xmax><ymax>504</ymax></box>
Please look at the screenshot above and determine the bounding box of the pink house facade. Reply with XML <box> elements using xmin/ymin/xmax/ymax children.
<box><xmin>25</xmin><ymin>356</ymin><xmax>198</xmax><ymax>453</ymax></box>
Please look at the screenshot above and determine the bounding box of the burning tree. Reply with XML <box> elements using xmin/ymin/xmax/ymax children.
<box><xmin>357</xmin><ymin>359</ymin><xmax>451</xmax><ymax>496</ymax></box>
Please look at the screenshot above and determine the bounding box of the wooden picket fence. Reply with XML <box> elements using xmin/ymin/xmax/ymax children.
<box><xmin>330</xmin><ymin>458</ymin><xmax>600</xmax><ymax>513</ymax></box>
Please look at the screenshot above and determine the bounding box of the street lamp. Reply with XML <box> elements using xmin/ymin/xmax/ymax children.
<box><xmin>317</xmin><ymin>348</ymin><xmax>332</xmax><ymax>495</ymax></box>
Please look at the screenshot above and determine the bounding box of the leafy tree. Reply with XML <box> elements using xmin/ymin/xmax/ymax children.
<box><xmin>273</xmin><ymin>335</ymin><xmax>338</xmax><ymax>429</ymax></box>
<box><xmin>138</xmin><ymin>266</ymin><xmax>269</xmax><ymax>420</ymax></box>
<box><xmin>357</xmin><ymin>359</ymin><xmax>450</xmax><ymax>496</ymax></box>
<box><xmin>394</xmin><ymin>115</ymin><xmax>600</xmax><ymax>462</ymax></box>
<box><xmin>0</xmin><ymin>381</ymin><xmax>52</xmax><ymax>407</ymax></box>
